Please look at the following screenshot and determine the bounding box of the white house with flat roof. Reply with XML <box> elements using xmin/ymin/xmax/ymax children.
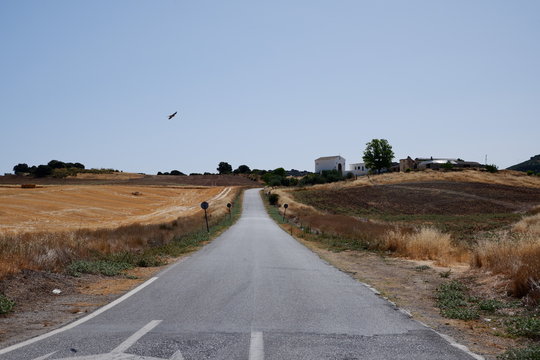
<box><xmin>348</xmin><ymin>162</ymin><xmax>368</xmax><ymax>176</ymax></box>
<box><xmin>315</xmin><ymin>156</ymin><xmax>346</xmax><ymax>175</ymax></box>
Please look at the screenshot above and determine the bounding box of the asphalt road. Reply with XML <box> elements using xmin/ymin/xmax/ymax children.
<box><xmin>0</xmin><ymin>189</ymin><xmax>479</xmax><ymax>360</ymax></box>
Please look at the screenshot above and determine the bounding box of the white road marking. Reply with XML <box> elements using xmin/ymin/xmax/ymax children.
<box><xmin>111</xmin><ymin>320</ymin><xmax>162</xmax><ymax>354</ymax></box>
<box><xmin>249</xmin><ymin>331</ymin><xmax>264</xmax><ymax>360</ymax></box>
<box><xmin>32</xmin><ymin>352</ymin><xmax>57</xmax><ymax>360</ymax></box>
<box><xmin>169</xmin><ymin>350</ymin><xmax>185</xmax><ymax>360</ymax></box>
<box><xmin>0</xmin><ymin>277</ymin><xmax>159</xmax><ymax>356</ymax></box>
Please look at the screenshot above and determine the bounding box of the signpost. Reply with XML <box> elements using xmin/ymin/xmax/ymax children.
<box><xmin>283</xmin><ymin>203</ymin><xmax>288</xmax><ymax>221</ymax></box>
<box><xmin>201</xmin><ymin>201</ymin><xmax>209</xmax><ymax>232</ymax></box>
<box><xmin>227</xmin><ymin>203</ymin><xmax>232</xmax><ymax>220</ymax></box>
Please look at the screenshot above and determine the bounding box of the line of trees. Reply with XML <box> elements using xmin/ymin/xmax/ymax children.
<box><xmin>13</xmin><ymin>160</ymin><xmax>86</xmax><ymax>178</ymax></box>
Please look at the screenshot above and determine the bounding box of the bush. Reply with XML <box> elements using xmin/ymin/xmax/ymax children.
<box><xmin>485</xmin><ymin>164</ymin><xmax>499</xmax><ymax>173</ymax></box>
<box><xmin>506</xmin><ymin>316</ymin><xmax>540</xmax><ymax>339</ymax></box>
<box><xmin>498</xmin><ymin>345</ymin><xmax>540</xmax><ymax>360</ymax></box>
<box><xmin>268</xmin><ymin>193</ymin><xmax>279</xmax><ymax>206</ymax></box>
<box><xmin>67</xmin><ymin>260</ymin><xmax>133</xmax><ymax>277</ymax></box>
<box><xmin>0</xmin><ymin>294</ymin><xmax>15</xmax><ymax>314</ymax></box>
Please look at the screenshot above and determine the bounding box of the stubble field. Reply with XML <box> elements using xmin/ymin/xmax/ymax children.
<box><xmin>0</xmin><ymin>185</ymin><xmax>232</xmax><ymax>233</ymax></box>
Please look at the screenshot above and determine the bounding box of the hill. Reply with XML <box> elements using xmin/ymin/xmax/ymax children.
<box><xmin>507</xmin><ymin>154</ymin><xmax>540</xmax><ymax>172</ymax></box>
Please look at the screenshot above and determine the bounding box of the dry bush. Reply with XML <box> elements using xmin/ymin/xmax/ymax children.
<box><xmin>472</xmin><ymin>232</ymin><xmax>540</xmax><ymax>300</ymax></box>
<box><xmin>513</xmin><ymin>211</ymin><xmax>540</xmax><ymax>236</ymax></box>
<box><xmin>381</xmin><ymin>228</ymin><xmax>467</xmax><ymax>266</ymax></box>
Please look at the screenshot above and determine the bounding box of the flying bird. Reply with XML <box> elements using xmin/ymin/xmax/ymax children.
<box><xmin>168</xmin><ymin>111</ymin><xmax>178</xmax><ymax>120</ymax></box>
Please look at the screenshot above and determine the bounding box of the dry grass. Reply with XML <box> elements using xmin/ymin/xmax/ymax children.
<box><xmin>513</xmin><ymin>210</ymin><xmax>540</xmax><ymax>235</ymax></box>
<box><xmin>382</xmin><ymin>228</ymin><xmax>469</xmax><ymax>266</ymax></box>
<box><xmin>472</xmin><ymin>232</ymin><xmax>540</xmax><ymax>301</ymax></box>
<box><xmin>316</xmin><ymin>169</ymin><xmax>540</xmax><ymax>190</ymax></box>
<box><xmin>0</xmin><ymin>187</ymin><xmax>240</xmax><ymax>280</ymax></box>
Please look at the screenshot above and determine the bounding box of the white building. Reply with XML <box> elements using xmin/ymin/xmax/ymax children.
<box><xmin>315</xmin><ymin>156</ymin><xmax>346</xmax><ymax>175</ymax></box>
<box><xmin>348</xmin><ymin>162</ymin><xmax>368</xmax><ymax>176</ymax></box>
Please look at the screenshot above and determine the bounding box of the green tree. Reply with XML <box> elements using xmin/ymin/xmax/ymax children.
<box><xmin>217</xmin><ymin>162</ymin><xmax>232</xmax><ymax>174</ymax></box>
<box><xmin>234</xmin><ymin>165</ymin><xmax>251</xmax><ymax>174</ymax></box>
<box><xmin>13</xmin><ymin>163</ymin><xmax>29</xmax><ymax>174</ymax></box>
<box><xmin>362</xmin><ymin>139</ymin><xmax>394</xmax><ymax>174</ymax></box>
<box><xmin>35</xmin><ymin>165</ymin><xmax>53</xmax><ymax>177</ymax></box>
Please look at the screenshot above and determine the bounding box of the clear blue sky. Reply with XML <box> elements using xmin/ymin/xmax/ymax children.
<box><xmin>1</xmin><ymin>1</ymin><xmax>539</xmax><ymax>174</ymax></box>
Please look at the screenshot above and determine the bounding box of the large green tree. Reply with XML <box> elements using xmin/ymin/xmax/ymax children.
<box><xmin>217</xmin><ymin>162</ymin><xmax>233</xmax><ymax>174</ymax></box>
<box><xmin>362</xmin><ymin>139</ymin><xmax>394</xmax><ymax>174</ymax></box>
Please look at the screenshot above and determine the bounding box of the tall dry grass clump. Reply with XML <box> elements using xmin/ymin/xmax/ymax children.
<box><xmin>381</xmin><ymin>227</ymin><xmax>467</xmax><ymax>266</ymax></box>
<box><xmin>472</xmin><ymin>232</ymin><xmax>540</xmax><ymax>301</ymax></box>
<box><xmin>513</xmin><ymin>211</ymin><xmax>540</xmax><ymax>236</ymax></box>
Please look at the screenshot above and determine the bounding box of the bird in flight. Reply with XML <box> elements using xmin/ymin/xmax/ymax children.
<box><xmin>168</xmin><ymin>111</ymin><xmax>178</xmax><ymax>120</ymax></box>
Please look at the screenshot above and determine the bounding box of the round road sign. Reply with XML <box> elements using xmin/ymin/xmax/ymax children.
<box><xmin>284</xmin><ymin>204</ymin><xmax>289</xmax><ymax>209</ymax></box>
<box><xmin>227</xmin><ymin>203</ymin><xmax>232</xmax><ymax>208</ymax></box>
<box><xmin>201</xmin><ymin>201</ymin><xmax>209</xmax><ymax>210</ymax></box>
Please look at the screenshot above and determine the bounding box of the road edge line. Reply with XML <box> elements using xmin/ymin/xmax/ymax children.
<box><xmin>0</xmin><ymin>276</ymin><xmax>159</xmax><ymax>355</ymax></box>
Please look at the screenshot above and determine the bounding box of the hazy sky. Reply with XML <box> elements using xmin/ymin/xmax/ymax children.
<box><xmin>1</xmin><ymin>1</ymin><xmax>538</xmax><ymax>174</ymax></box>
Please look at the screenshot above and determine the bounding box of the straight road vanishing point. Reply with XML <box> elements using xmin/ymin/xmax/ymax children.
<box><xmin>0</xmin><ymin>189</ymin><xmax>481</xmax><ymax>360</ymax></box>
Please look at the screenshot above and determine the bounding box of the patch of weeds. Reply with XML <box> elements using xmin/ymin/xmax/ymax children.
<box><xmin>124</xmin><ymin>275</ymin><xmax>139</xmax><ymax>280</ymax></box>
<box><xmin>415</xmin><ymin>265</ymin><xmax>431</xmax><ymax>271</ymax></box>
<box><xmin>478</xmin><ymin>299</ymin><xmax>506</xmax><ymax>312</ymax></box>
<box><xmin>497</xmin><ymin>345</ymin><xmax>540</xmax><ymax>360</ymax></box>
<box><xmin>506</xmin><ymin>316</ymin><xmax>540</xmax><ymax>339</ymax></box>
<box><xmin>67</xmin><ymin>260</ymin><xmax>133</xmax><ymax>277</ymax></box>
<box><xmin>0</xmin><ymin>294</ymin><xmax>15</xmax><ymax>314</ymax></box>
<box><xmin>439</xmin><ymin>269</ymin><xmax>452</xmax><ymax>278</ymax></box>
<box><xmin>437</xmin><ymin>280</ymin><xmax>479</xmax><ymax>320</ymax></box>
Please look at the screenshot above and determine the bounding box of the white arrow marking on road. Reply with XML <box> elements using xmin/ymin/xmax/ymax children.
<box><xmin>249</xmin><ymin>331</ymin><xmax>264</xmax><ymax>360</ymax></box>
<box><xmin>111</xmin><ymin>320</ymin><xmax>162</xmax><ymax>354</ymax></box>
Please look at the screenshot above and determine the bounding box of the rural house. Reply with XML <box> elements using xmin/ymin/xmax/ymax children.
<box><xmin>315</xmin><ymin>156</ymin><xmax>345</xmax><ymax>175</ymax></box>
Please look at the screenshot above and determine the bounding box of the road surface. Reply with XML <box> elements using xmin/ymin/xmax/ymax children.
<box><xmin>0</xmin><ymin>189</ymin><xmax>479</xmax><ymax>359</ymax></box>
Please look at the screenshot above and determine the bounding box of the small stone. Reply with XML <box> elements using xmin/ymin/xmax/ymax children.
<box><xmin>52</xmin><ymin>289</ymin><xmax>62</xmax><ymax>295</ymax></box>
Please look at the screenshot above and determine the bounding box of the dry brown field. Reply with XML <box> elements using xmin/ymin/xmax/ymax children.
<box><xmin>0</xmin><ymin>185</ymin><xmax>233</xmax><ymax>234</ymax></box>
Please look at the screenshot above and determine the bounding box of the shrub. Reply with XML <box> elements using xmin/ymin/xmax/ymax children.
<box><xmin>268</xmin><ymin>193</ymin><xmax>279</xmax><ymax>206</ymax></box>
<box><xmin>506</xmin><ymin>316</ymin><xmax>540</xmax><ymax>339</ymax></box>
<box><xmin>67</xmin><ymin>260</ymin><xmax>133</xmax><ymax>277</ymax></box>
<box><xmin>437</xmin><ymin>280</ymin><xmax>479</xmax><ymax>320</ymax></box>
<box><xmin>498</xmin><ymin>345</ymin><xmax>540</xmax><ymax>360</ymax></box>
<box><xmin>477</xmin><ymin>299</ymin><xmax>505</xmax><ymax>312</ymax></box>
<box><xmin>0</xmin><ymin>294</ymin><xmax>15</xmax><ymax>314</ymax></box>
<box><xmin>485</xmin><ymin>164</ymin><xmax>499</xmax><ymax>173</ymax></box>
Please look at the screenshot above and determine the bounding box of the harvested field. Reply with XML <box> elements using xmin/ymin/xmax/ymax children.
<box><xmin>292</xmin><ymin>181</ymin><xmax>540</xmax><ymax>241</ymax></box>
<box><xmin>294</xmin><ymin>182</ymin><xmax>540</xmax><ymax>216</ymax></box>
<box><xmin>0</xmin><ymin>185</ymin><xmax>233</xmax><ymax>233</ymax></box>
<box><xmin>0</xmin><ymin>173</ymin><xmax>259</xmax><ymax>187</ymax></box>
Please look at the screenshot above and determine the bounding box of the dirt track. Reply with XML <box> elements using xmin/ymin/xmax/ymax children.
<box><xmin>0</xmin><ymin>185</ymin><xmax>232</xmax><ymax>233</ymax></box>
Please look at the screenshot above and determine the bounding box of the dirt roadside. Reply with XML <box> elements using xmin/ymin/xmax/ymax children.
<box><xmin>0</xmin><ymin>257</ymin><xmax>179</xmax><ymax>349</ymax></box>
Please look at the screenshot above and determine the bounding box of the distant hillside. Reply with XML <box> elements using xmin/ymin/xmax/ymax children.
<box><xmin>507</xmin><ymin>155</ymin><xmax>540</xmax><ymax>172</ymax></box>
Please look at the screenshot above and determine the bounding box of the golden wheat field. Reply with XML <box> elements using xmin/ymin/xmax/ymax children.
<box><xmin>0</xmin><ymin>185</ymin><xmax>234</xmax><ymax>233</ymax></box>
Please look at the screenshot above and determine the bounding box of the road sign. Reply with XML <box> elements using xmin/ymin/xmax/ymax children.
<box><xmin>201</xmin><ymin>202</ymin><xmax>209</xmax><ymax>231</ymax></box>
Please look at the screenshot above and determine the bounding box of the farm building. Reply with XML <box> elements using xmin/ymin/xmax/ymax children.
<box><xmin>348</xmin><ymin>162</ymin><xmax>368</xmax><ymax>176</ymax></box>
<box><xmin>315</xmin><ymin>156</ymin><xmax>346</xmax><ymax>175</ymax></box>
<box><xmin>400</xmin><ymin>156</ymin><xmax>483</xmax><ymax>171</ymax></box>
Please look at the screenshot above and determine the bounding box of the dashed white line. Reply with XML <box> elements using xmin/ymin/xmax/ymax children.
<box><xmin>0</xmin><ymin>277</ymin><xmax>159</xmax><ymax>356</ymax></box>
<box><xmin>249</xmin><ymin>331</ymin><xmax>264</xmax><ymax>360</ymax></box>
<box><xmin>111</xmin><ymin>320</ymin><xmax>162</xmax><ymax>354</ymax></box>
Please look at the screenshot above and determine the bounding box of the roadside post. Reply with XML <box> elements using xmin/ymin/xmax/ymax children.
<box><xmin>227</xmin><ymin>202</ymin><xmax>232</xmax><ymax>220</ymax></box>
<box><xmin>283</xmin><ymin>203</ymin><xmax>288</xmax><ymax>222</ymax></box>
<box><xmin>201</xmin><ymin>201</ymin><xmax>209</xmax><ymax>232</ymax></box>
